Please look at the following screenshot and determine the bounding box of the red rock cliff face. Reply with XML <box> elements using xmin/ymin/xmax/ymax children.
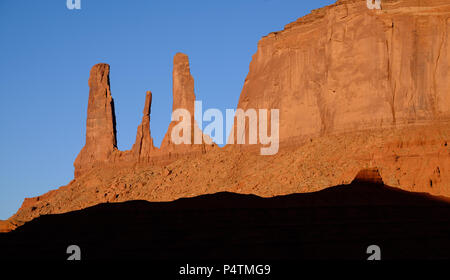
<box><xmin>233</xmin><ymin>0</ymin><xmax>449</xmax><ymax>144</ymax></box>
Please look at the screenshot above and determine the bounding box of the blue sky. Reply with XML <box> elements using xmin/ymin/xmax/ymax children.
<box><xmin>0</xmin><ymin>0</ymin><xmax>335</xmax><ymax>219</ymax></box>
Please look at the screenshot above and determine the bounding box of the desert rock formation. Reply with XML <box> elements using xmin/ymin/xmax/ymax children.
<box><xmin>73</xmin><ymin>63</ymin><xmax>118</xmax><ymax>177</ymax></box>
<box><xmin>74</xmin><ymin>53</ymin><xmax>214</xmax><ymax>177</ymax></box>
<box><xmin>131</xmin><ymin>91</ymin><xmax>155</xmax><ymax>163</ymax></box>
<box><xmin>3</xmin><ymin>0</ymin><xmax>450</xmax><ymax>231</ymax></box>
<box><xmin>160</xmin><ymin>53</ymin><xmax>215</xmax><ymax>158</ymax></box>
<box><xmin>232</xmin><ymin>0</ymin><xmax>449</xmax><ymax>145</ymax></box>
<box><xmin>352</xmin><ymin>168</ymin><xmax>384</xmax><ymax>184</ymax></box>
<box><xmin>0</xmin><ymin>220</ymin><xmax>13</xmax><ymax>233</ymax></box>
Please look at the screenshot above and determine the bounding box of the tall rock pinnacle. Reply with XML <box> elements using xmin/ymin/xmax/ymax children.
<box><xmin>131</xmin><ymin>91</ymin><xmax>154</xmax><ymax>162</ymax></box>
<box><xmin>171</xmin><ymin>53</ymin><xmax>195</xmax><ymax>116</ymax></box>
<box><xmin>160</xmin><ymin>53</ymin><xmax>214</xmax><ymax>155</ymax></box>
<box><xmin>74</xmin><ymin>63</ymin><xmax>117</xmax><ymax>177</ymax></box>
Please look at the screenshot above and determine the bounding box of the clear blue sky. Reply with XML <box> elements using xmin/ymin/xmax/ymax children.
<box><xmin>0</xmin><ymin>0</ymin><xmax>335</xmax><ymax>219</ymax></box>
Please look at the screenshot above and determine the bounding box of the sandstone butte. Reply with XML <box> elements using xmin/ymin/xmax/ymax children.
<box><xmin>1</xmin><ymin>0</ymin><xmax>449</xmax><ymax>232</ymax></box>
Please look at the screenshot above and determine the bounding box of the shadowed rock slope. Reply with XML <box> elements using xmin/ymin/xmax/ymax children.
<box><xmin>1</xmin><ymin>181</ymin><xmax>449</xmax><ymax>260</ymax></box>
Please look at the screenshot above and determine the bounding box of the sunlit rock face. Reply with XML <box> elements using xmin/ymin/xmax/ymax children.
<box><xmin>234</xmin><ymin>0</ymin><xmax>450</xmax><ymax>144</ymax></box>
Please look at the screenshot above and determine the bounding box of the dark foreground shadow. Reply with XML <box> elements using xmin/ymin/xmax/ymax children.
<box><xmin>1</xmin><ymin>182</ymin><xmax>449</xmax><ymax>260</ymax></box>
